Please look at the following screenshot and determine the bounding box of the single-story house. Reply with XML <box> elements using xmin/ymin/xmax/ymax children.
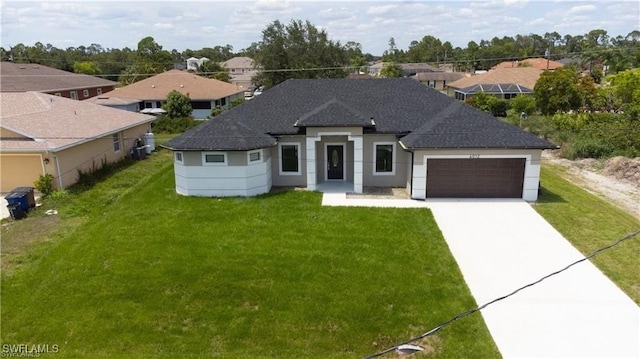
<box><xmin>454</xmin><ymin>83</ymin><xmax>534</xmax><ymax>101</ymax></box>
<box><xmin>0</xmin><ymin>62</ymin><xmax>116</xmax><ymax>100</ymax></box>
<box><xmin>369</xmin><ymin>62</ymin><xmax>439</xmax><ymax>77</ymax></box>
<box><xmin>492</xmin><ymin>58</ymin><xmax>564</xmax><ymax>71</ymax></box>
<box><xmin>84</xmin><ymin>95</ymin><xmax>142</xmax><ymax>112</ymax></box>
<box><xmin>0</xmin><ymin>92</ymin><xmax>155</xmax><ymax>192</ymax></box>
<box><xmin>413</xmin><ymin>72</ymin><xmax>466</xmax><ymax>91</ymax></box>
<box><xmin>446</xmin><ymin>67</ymin><xmax>542</xmax><ymax>97</ymax></box>
<box><xmin>163</xmin><ymin>78</ymin><xmax>556</xmax><ymax>201</ymax></box>
<box><xmin>89</xmin><ymin>70</ymin><xmax>244</xmax><ymax>119</ymax></box>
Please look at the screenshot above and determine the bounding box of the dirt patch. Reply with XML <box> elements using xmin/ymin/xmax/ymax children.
<box><xmin>542</xmin><ymin>151</ymin><xmax>640</xmax><ymax>219</ymax></box>
<box><xmin>1</xmin><ymin>212</ymin><xmax>61</xmax><ymax>273</ymax></box>
<box><xmin>347</xmin><ymin>187</ymin><xmax>408</xmax><ymax>199</ymax></box>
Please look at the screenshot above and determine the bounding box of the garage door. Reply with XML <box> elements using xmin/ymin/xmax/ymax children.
<box><xmin>0</xmin><ymin>155</ymin><xmax>44</xmax><ymax>193</ymax></box>
<box><xmin>427</xmin><ymin>158</ymin><xmax>525</xmax><ymax>198</ymax></box>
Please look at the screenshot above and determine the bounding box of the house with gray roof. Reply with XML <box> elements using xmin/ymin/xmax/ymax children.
<box><xmin>163</xmin><ymin>78</ymin><xmax>555</xmax><ymax>200</ymax></box>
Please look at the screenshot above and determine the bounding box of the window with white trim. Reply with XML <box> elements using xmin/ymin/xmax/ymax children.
<box><xmin>70</xmin><ymin>91</ymin><xmax>78</xmax><ymax>100</ymax></box>
<box><xmin>248</xmin><ymin>150</ymin><xmax>261</xmax><ymax>162</ymax></box>
<box><xmin>83</xmin><ymin>89</ymin><xmax>89</xmax><ymax>98</ymax></box>
<box><xmin>97</xmin><ymin>88</ymin><xmax>102</xmax><ymax>95</ymax></box>
<box><xmin>174</xmin><ymin>152</ymin><xmax>183</xmax><ymax>163</ymax></box>
<box><xmin>279</xmin><ymin>143</ymin><xmax>300</xmax><ymax>175</ymax></box>
<box><xmin>373</xmin><ymin>142</ymin><xmax>395</xmax><ymax>175</ymax></box>
<box><xmin>112</xmin><ymin>133</ymin><xmax>121</xmax><ymax>152</ymax></box>
<box><xmin>202</xmin><ymin>152</ymin><xmax>227</xmax><ymax>166</ymax></box>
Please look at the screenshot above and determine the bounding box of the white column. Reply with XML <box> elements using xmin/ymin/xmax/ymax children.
<box><xmin>306</xmin><ymin>137</ymin><xmax>318</xmax><ymax>191</ymax></box>
<box><xmin>412</xmin><ymin>155</ymin><xmax>427</xmax><ymax>199</ymax></box>
<box><xmin>350</xmin><ymin>135</ymin><xmax>363</xmax><ymax>194</ymax></box>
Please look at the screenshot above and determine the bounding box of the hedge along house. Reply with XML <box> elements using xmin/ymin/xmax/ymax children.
<box><xmin>163</xmin><ymin>78</ymin><xmax>556</xmax><ymax>201</ymax></box>
<box><xmin>0</xmin><ymin>92</ymin><xmax>155</xmax><ymax>192</ymax></box>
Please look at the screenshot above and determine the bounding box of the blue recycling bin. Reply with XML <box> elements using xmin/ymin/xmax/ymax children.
<box><xmin>11</xmin><ymin>187</ymin><xmax>35</xmax><ymax>209</ymax></box>
<box><xmin>6</xmin><ymin>202</ymin><xmax>25</xmax><ymax>220</ymax></box>
<box><xmin>5</xmin><ymin>191</ymin><xmax>30</xmax><ymax>212</ymax></box>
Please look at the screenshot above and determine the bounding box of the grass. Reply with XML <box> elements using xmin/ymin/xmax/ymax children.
<box><xmin>534</xmin><ymin>164</ymin><xmax>640</xmax><ymax>304</ymax></box>
<box><xmin>1</xmin><ymin>149</ymin><xmax>499</xmax><ymax>358</ymax></box>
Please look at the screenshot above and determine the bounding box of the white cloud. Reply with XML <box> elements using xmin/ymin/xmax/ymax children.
<box><xmin>153</xmin><ymin>23</ymin><xmax>175</xmax><ymax>30</ymax></box>
<box><xmin>366</xmin><ymin>4</ymin><xmax>398</xmax><ymax>16</ymax></box>
<box><xmin>201</xmin><ymin>26</ymin><xmax>216</xmax><ymax>33</ymax></box>
<box><xmin>568</xmin><ymin>4</ymin><xmax>597</xmax><ymax>14</ymax></box>
<box><xmin>319</xmin><ymin>7</ymin><xmax>353</xmax><ymax>20</ymax></box>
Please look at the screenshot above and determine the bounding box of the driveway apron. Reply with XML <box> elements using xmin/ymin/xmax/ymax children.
<box><xmin>428</xmin><ymin>199</ymin><xmax>640</xmax><ymax>359</ymax></box>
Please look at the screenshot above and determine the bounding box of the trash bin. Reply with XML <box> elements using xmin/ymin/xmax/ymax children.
<box><xmin>131</xmin><ymin>146</ymin><xmax>147</xmax><ymax>160</ymax></box>
<box><xmin>5</xmin><ymin>191</ymin><xmax>29</xmax><ymax>212</ymax></box>
<box><xmin>11</xmin><ymin>186</ymin><xmax>36</xmax><ymax>209</ymax></box>
<box><xmin>7</xmin><ymin>202</ymin><xmax>25</xmax><ymax>220</ymax></box>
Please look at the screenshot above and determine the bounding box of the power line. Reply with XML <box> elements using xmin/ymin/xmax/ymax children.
<box><xmin>363</xmin><ymin>229</ymin><xmax>640</xmax><ymax>359</ymax></box>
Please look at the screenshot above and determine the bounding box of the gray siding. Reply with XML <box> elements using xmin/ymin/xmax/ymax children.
<box><xmin>271</xmin><ymin>136</ymin><xmax>307</xmax><ymax>187</ymax></box>
<box><xmin>362</xmin><ymin>135</ymin><xmax>408</xmax><ymax>187</ymax></box>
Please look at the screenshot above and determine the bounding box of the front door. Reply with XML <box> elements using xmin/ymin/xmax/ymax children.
<box><xmin>327</xmin><ymin>145</ymin><xmax>344</xmax><ymax>180</ymax></box>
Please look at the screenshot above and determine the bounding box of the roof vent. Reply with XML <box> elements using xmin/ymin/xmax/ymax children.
<box><xmin>152</xmin><ymin>85</ymin><xmax>156</xmax><ymax>88</ymax></box>
<box><xmin>18</xmin><ymin>65</ymin><xmax>26</xmax><ymax>69</ymax></box>
<box><xmin>180</xmin><ymin>84</ymin><xmax>184</xmax><ymax>88</ymax></box>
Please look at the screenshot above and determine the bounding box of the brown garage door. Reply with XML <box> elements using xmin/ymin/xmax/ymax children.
<box><xmin>427</xmin><ymin>158</ymin><xmax>525</xmax><ymax>198</ymax></box>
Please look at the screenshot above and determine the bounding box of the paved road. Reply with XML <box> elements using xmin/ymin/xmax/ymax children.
<box><xmin>428</xmin><ymin>199</ymin><xmax>640</xmax><ymax>359</ymax></box>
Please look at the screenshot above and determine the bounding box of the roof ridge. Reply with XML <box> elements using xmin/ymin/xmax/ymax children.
<box><xmin>296</xmin><ymin>98</ymin><xmax>369</xmax><ymax>126</ymax></box>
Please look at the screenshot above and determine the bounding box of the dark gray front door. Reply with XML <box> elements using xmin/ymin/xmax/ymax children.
<box><xmin>327</xmin><ymin>145</ymin><xmax>344</xmax><ymax>180</ymax></box>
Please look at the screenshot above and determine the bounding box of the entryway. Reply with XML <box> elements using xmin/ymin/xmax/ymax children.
<box><xmin>325</xmin><ymin>144</ymin><xmax>345</xmax><ymax>180</ymax></box>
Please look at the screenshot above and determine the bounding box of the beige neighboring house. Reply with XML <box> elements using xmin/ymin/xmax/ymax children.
<box><xmin>90</xmin><ymin>70</ymin><xmax>244</xmax><ymax>119</ymax></box>
<box><xmin>492</xmin><ymin>57</ymin><xmax>564</xmax><ymax>71</ymax></box>
<box><xmin>221</xmin><ymin>57</ymin><xmax>258</xmax><ymax>90</ymax></box>
<box><xmin>0</xmin><ymin>62</ymin><xmax>116</xmax><ymax>100</ymax></box>
<box><xmin>446</xmin><ymin>67</ymin><xmax>543</xmax><ymax>97</ymax></box>
<box><xmin>413</xmin><ymin>72</ymin><xmax>467</xmax><ymax>91</ymax></box>
<box><xmin>0</xmin><ymin>92</ymin><xmax>155</xmax><ymax>192</ymax></box>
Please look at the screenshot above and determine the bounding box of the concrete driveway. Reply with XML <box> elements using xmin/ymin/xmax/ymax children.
<box><xmin>428</xmin><ymin>199</ymin><xmax>640</xmax><ymax>359</ymax></box>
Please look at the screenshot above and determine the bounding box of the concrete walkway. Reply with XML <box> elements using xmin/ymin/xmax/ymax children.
<box><xmin>323</xmin><ymin>194</ymin><xmax>640</xmax><ymax>358</ymax></box>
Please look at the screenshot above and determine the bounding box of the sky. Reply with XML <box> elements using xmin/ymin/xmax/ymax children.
<box><xmin>1</xmin><ymin>0</ymin><xmax>639</xmax><ymax>56</ymax></box>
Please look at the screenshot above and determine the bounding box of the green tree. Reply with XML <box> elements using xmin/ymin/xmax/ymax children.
<box><xmin>608</xmin><ymin>68</ymin><xmax>640</xmax><ymax>118</ymax></box>
<box><xmin>534</xmin><ymin>67</ymin><xmax>582</xmax><ymax>115</ymax></box>
<box><xmin>468</xmin><ymin>92</ymin><xmax>508</xmax><ymax>117</ymax></box>
<box><xmin>379</xmin><ymin>62</ymin><xmax>403</xmax><ymax>78</ymax></box>
<box><xmin>196</xmin><ymin>61</ymin><xmax>230</xmax><ymax>82</ymax></box>
<box><xmin>162</xmin><ymin>90</ymin><xmax>193</xmax><ymax>118</ymax></box>
<box><xmin>73</xmin><ymin>61</ymin><xmax>101</xmax><ymax>75</ymax></box>
<box><xmin>510</xmin><ymin>95</ymin><xmax>537</xmax><ymax>116</ymax></box>
<box><xmin>253</xmin><ymin>19</ymin><xmax>348</xmax><ymax>88</ymax></box>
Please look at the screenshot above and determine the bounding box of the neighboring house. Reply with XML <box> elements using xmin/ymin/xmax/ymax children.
<box><xmin>84</xmin><ymin>95</ymin><xmax>142</xmax><ymax>112</ymax></box>
<box><xmin>446</xmin><ymin>67</ymin><xmax>543</xmax><ymax>97</ymax></box>
<box><xmin>221</xmin><ymin>57</ymin><xmax>258</xmax><ymax>90</ymax></box>
<box><xmin>186</xmin><ymin>57</ymin><xmax>209</xmax><ymax>71</ymax></box>
<box><xmin>0</xmin><ymin>92</ymin><xmax>154</xmax><ymax>192</ymax></box>
<box><xmin>413</xmin><ymin>72</ymin><xmax>466</xmax><ymax>91</ymax></box>
<box><xmin>369</xmin><ymin>62</ymin><xmax>439</xmax><ymax>77</ymax></box>
<box><xmin>0</xmin><ymin>62</ymin><xmax>116</xmax><ymax>100</ymax></box>
<box><xmin>91</xmin><ymin>70</ymin><xmax>244</xmax><ymax>119</ymax></box>
<box><xmin>453</xmin><ymin>83</ymin><xmax>534</xmax><ymax>101</ymax></box>
<box><xmin>163</xmin><ymin>78</ymin><xmax>555</xmax><ymax>201</ymax></box>
<box><xmin>492</xmin><ymin>58</ymin><xmax>564</xmax><ymax>71</ymax></box>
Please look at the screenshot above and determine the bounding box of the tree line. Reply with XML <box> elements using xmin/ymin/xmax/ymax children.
<box><xmin>2</xmin><ymin>20</ymin><xmax>637</xmax><ymax>85</ymax></box>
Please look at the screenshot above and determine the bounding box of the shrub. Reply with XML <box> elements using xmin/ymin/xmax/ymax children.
<box><xmin>34</xmin><ymin>173</ymin><xmax>55</xmax><ymax>196</ymax></box>
<box><xmin>567</xmin><ymin>138</ymin><xmax>614</xmax><ymax>159</ymax></box>
<box><xmin>151</xmin><ymin>115</ymin><xmax>200</xmax><ymax>134</ymax></box>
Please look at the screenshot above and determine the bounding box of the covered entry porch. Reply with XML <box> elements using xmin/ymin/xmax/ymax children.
<box><xmin>304</xmin><ymin>127</ymin><xmax>364</xmax><ymax>194</ymax></box>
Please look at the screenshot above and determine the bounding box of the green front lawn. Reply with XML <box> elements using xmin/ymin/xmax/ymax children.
<box><xmin>1</xmin><ymin>149</ymin><xmax>499</xmax><ymax>358</ymax></box>
<box><xmin>535</xmin><ymin>164</ymin><xmax>640</xmax><ymax>304</ymax></box>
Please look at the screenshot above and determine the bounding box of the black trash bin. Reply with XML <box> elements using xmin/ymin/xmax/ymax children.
<box><xmin>7</xmin><ymin>202</ymin><xmax>25</xmax><ymax>220</ymax></box>
<box><xmin>11</xmin><ymin>186</ymin><xmax>36</xmax><ymax>209</ymax></box>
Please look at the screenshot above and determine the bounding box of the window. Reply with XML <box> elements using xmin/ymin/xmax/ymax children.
<box><xmin>191</xmin><ymin>101</ymin><xmax>212</xmax><ymax>110</ymax></box>
<box><xmin>202</xmin><ymin>152</ymin><xmax>226</xmax><ymax>166</ymax></box>
<box><xmin>97</xmin><ymin>88</ymin><xmax>102</xmax><ymax>95</ymax></box>
<box><xmin>374</xmin><ymin>142</ymin><xmax>395</xmax><ymax>175</ymax></box>
<box><xmin>70</xmin><ymin>91</ymin><xmax>78</xmax><ymax>100</ymax></box>
<box><xmin>113</xmin><ymin>133</ymin><xmax>121</xmax><ymax>152</ymax></box>
<box><xmin>83</xmin><ymin>89</ymin><xmax>89</xmax><ymax>98</ymax></box>
<box><xmin>174</xmin><ymin>152</ymin><xmax>183</xmax><ymax>163</ymax></box>
<box><xmin>220</xmin><ymin>97</ymin><xmax>226</xmax><ymax>106</ymax></box>
<box><xmin>249</xmin><ymin>151</ymin><xmax>261</xmax><ymax>162</ymax></box>
<box><xmin>54</xmin><ymin>92</ymin><xmax>61</xmax><ymax>96</ymax></box>
<box><xmin>144</xmin><ymin>102</ymin><xmax>153</xmax><ymax>109</ymax></box>
<box><xmin>427</xmin><ymin>80</ymin><xmax>436</xmax><ymax>88</ymax></box>
<box><xmin>279</xmin><ymin>143</ymin><xmax>300</xmax><ymax>175</ymax></box>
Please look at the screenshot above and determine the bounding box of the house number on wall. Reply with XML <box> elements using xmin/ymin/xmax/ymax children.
<box><xmin>469</xmin><ymin>154</ymin><xmax>480</xmax><ymax>159</ymax></box>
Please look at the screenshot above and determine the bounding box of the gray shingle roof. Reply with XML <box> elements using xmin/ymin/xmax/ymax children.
<box><xmin>1</xmin><ymin>62</ymin><xmax>116</xmax><ymax>93</ymax></box>
<box><xmin>165</xmin><ymin>78</ymin><xmax>556</xmax><ymax>151</ymax></box>
<box><xmin>164</xmin><ymin>117</ymin><xmax>276</xmax><ymax>151</ymax></box>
